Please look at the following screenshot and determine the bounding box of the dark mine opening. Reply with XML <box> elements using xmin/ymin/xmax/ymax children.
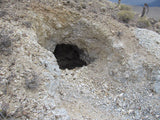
<box><xmin>54</xmin><ymin>44</ymin><xmax>88</xmax><ymax>70</ymax></box>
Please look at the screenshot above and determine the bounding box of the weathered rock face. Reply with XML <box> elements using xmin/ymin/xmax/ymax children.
<box><xmin>0</xmin><ymin>0</ymin><xmax>160</xmax><ymax>120</ymax></box>
<box><xmin>30</xmin><ymin>7</ymin><xmax>112</xmax><ymax>60</ymax></box>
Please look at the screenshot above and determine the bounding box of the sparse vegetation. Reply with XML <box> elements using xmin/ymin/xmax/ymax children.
<box><xmin>118</xmin><ymin>10</ymin><xmax>135</xmax><ymax>23</ymax></box>
<box><xmin>0</xmin><ymin>109</ymin><xmax>7</xmax><ymax>120</ymax></box>
<box><xmin>119</xmin><ymin>4</ymin><xmax>131</xmax><ymax>11</ymax></box>
<box><xmin>137</xmin><ymin>17</ymin><xmax>150</xmax><ymax>28</ymax></box>
<box><xmin>0</xmin><ymin>102</ymin><xmax>12</xmax><ymax>120</ymax></box>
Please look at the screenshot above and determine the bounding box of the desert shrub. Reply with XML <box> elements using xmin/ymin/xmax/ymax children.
<box><xmin>120</xmin><ymin>4</ymin><xmax>131</xmax><ymax>11</ymax></box>
<box><xmin>118</xmin><ymin>10</ymin><xmax>134</xmax><ymax>23</ymax></box>
<box><xmin>137</xmin><ymin>17</ymin><xmax>150</xmax><ymax>28</ymax></box>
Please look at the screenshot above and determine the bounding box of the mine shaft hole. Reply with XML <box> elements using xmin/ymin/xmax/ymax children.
<box><xmin>53</xmin><ymin>44</ymin><xmax>89</xmax><ymax>70</ymax></box>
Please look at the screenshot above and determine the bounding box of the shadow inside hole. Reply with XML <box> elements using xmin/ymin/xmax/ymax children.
<box><xmin>53</xmin><ymin>44</ymin><xmax>88</xmax><ymax>70</ymax></box>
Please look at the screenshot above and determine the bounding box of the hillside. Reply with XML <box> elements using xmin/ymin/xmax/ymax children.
<box><xmin>0</xmin><ymin>0</ymin><xmax>160</xmax><ymax>120</ymax></box>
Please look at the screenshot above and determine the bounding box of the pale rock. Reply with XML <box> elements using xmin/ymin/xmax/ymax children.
<box><xmin>53</xmin><ymin>108</ymin><xmax>70</xmax><ymax>120</ymax></box>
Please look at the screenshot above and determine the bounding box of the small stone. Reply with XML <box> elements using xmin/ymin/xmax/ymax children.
<box><xmin>55</xmin><ymin>23</ymin><xmax>62</xmax><ymax>29</ymax></box>
<box><xmin>81</xmin><ymin>3</ymin><xmax>86</xmax><ymax>9</ymax></box>
<box><xmin>22</xmin><ymin>33</ymin><xmax>27</xmax><ymax>37</ymax></box>
<box><xmin>44</xmin><ymin>98</ymin><xmax>56</xmax><ymax>110</ymax></box>
<box><xmin>22</xmin><ymin>21</ymin><xmax>32</xmax><ymax>28</ymax></box>
<box><xmin>100</xmin><ymin>7</ymin><xmax>106</xmax><ymax>12</ymax></box>
<box><xmin>22</xmin><ymin>112</ymin><xmax>30</xmax><ymax>118</ymax></box>
<box><xmin>128</xmin><ymin>109</ymin><xmax>134</xmax><ymax>114</ymax></box>
<box><xmin>53</xmin><ymin>108</ymin><xmax>70</xmax><ymax>120</ymax></box>
<box><xmin>156</xmin><ymin>114</ymin><xmax>160</xmax><ymax>118</ymax></box>
<box><xmin>0</xmin><ymin>91</ymin><xmax>3</xmax><ymax>96</ymax></box>
<box><xmin>62</xmin><ymin>1</ymin><xmax>70</xmax><ymax>6</ymax></box>
<box><xmin>76</xmin><ymin>5</ymin><xmax>82</xmax><ymax>11</ymax></box>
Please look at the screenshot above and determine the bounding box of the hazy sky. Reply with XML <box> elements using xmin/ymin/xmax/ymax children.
<box><xmin>109</xmin><ymin>0</ymin><xmax>156</xmax><ymax>6</ymax></box>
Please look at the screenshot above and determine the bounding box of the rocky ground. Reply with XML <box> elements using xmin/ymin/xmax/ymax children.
<box><xmin>0</xmin><ymin>0</ymin><xmax>160</xmax><ymax>120</ymax></box>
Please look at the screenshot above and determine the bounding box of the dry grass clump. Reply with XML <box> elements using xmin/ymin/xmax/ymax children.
<box><xmin>119</xmin><ymin>4</ymin><xmax>131</xmax><ymax>11</ymax></box>
<box><xmin>137</xmin><ymin>17</ymin><xmax>151</xmax><ymax>28</ymax></box>
<box><xmin>118</xmin><ymin>10</ymin><xmax>135</xmax><ymax>23</ymax></box>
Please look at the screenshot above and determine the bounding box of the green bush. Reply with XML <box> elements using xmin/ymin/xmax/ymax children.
<box><xmin>118</xmin><ymin>10</ymin><xmax>135</xmax><ymax>23</ymax></box>
<box><xmin>120</xmin><ymin>4</ymin><xmax>132</xmax><ymax>11</ymax></box>
<box><xmin>137</xmin><ymin>17</ymin><xmax>150</xmax><ymax>28</ymax></box>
